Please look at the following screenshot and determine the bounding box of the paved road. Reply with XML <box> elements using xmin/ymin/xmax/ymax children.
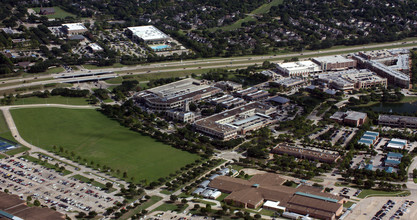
<box><xmin>1</xmin><ymin>40</ymin><xmax>417</xmax><ymax>92</ymax></box>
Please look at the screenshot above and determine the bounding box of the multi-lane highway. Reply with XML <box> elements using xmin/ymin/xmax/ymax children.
<box><xmin>1</xmin><ymin>40</ymin><xmax>417</xmax><ymax>92</ymax></box>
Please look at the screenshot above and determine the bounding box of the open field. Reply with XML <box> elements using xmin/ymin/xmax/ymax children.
<box><xmin>357</xmin><ymin>189</ymin><xmax>410</xmax><ymax>199</ymax></box>
<box><xmin>12</xmin><ymin>96</ymin><xmax>90</xmax><ymax>105</ymax></box>
<box><xmin>10</xmin><ymin>107</ymin><xmax>199</xmax><ymax>183</ymax></box>
<box><xmin>32</xmin><ymin>7</ymin><xmax>75</xmax><ymax>19</ymax></box>
<box><xmin>251</xmin><ymin>0</ymin><xmax>283</xmax><ymax>14</ymax></box>
<box><xmin>0</xmin><ymin>111</ymin><xmax>14</xmax><ymax>141</ymax></box>
<box><xmin>152</xmin><ymin>202</ymin><xmax>188</xmax><ymax>213</ymax></box>
<box><xmin>5</xmin><ymin>146</ymin><xmax>30</xmax><ymax>156</ymax></box>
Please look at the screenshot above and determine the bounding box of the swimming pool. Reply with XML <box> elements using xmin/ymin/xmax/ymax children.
<box><xmin>150</xmin><ymin>45</ymin><xmax>170</xmax><ymax>50</ymax></box>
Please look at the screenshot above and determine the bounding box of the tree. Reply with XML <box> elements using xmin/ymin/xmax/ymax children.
<box><xmin>106</xmin><ymin>182</ymin><xmax>113</xmax><ymax>189</ymax></box>
<box><xmin>88</xmin><ymin>211</ymin><xmax>97</xmax><ymax>218</ymax></box>
<box><xmin>181</xmin><ymin>198</ymin><xmax>187</xmax><ymax>204</ymax></box>
<box><xmin>170</xmin><ymin>194</ymin><xmax>178</xmax><ymax>202</ymax></box>
<box><xmin>34</xmin><ymin>200</ymin><xmax>41</xmax><ymax>206</ymax></box>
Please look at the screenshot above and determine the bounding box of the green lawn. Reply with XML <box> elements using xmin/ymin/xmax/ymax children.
<box><xmin>216</xmin><ymin>193</ymin><xmax>229</xmax><ymax>202</ymax></box>
<box><xmin>212</xmin><ymin>16</ymin><xmax>257</xmax><ymax>32</ymax></box>
<box><xmin>83</xmin><ymin>63</ymin><xmax>127</xmax><ymax>70</ymax></box>
<box><xmin>400</xmin><ymin>96</ymin><xmax>417</xmax><ymax>103</ymax></box>
<box><xmin>11</xmin><ymin>107</ymin><xmax>200</xmax><ymax>183</ymax></box>
<box><xmin>0</xmin><ymin>111</ymin><xmax>14</xmax><ymax>141</ymax></box>
<box><xmin>160</xmin><ymin>189</ymin><xmax>173</xmax><ymax>195</ymax></box>
<box><xmin>152</xmin><ymin>202</ymin><xmax>188</xmax><ymax>213</ymax></box>
<box><xmin>192</xmin><ymin>199</ymin><xmax>217</xmax><ymax>206</ymax></box>
<box><xmin>32</xmin><ymin>7</ymin><xmax>76</xmax><ymax>19</ymax></box>
<box><xmin>22</xmin><ymin>155</ymin><xmax>72</xmax><ymax>175</ymax></box>
<box><xmin>71</xmin><ymin>174</ymin><xmax>115</xmax><ymax>191</ymax></box>
<box><xmin>251</xmin><ymin>0</ymin><xmax>283</xmax><ymax>14</ymax></box>
<box><xmin>13</xmin><ymin>96</ymin><xmax>90</xmax><ymax>105</ymax></box>
<box><xmin>5</xmin><ymin>146</ymin><xmax>30</xmax><ymax>156</ymax></box>
<box><xmin>357</xmin><ymin>189</ymin><xmax>410</xmax><ymax>199</ymax></box>
<box><xmin>120</xmin><ymin>196</ymin><xmax>163</xmax><ymax>220</ymax></box>
<box><xmin>343</xmin><ymin>201</ymin><xmax>356</xmax><ymax>208</ymax></box>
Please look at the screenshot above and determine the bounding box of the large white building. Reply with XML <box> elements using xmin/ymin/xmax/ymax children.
<box><xmin>276</xmin><ymin>61</ymin><xmax>322</xmax><ymax>77</ymax></box>
<box><xmin>62</xmin><ymin>23</ymin><xmax>88</xmax><ymax>35</ymax></box>
<box><xmin>127</xmin><ymin>25</ymin><xmax>170</xmax><ymax>43</ymax></box>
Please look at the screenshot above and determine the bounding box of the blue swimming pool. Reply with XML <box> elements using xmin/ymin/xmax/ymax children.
<box><xmin>150</xmin><ymin>45</ymin><xmax>170</xmax><ymax>50</ymax></box>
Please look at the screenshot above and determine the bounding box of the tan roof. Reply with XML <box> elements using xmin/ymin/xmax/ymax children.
<box><xmin>208</xmin><ymin>176</ymin><xmax>251</xmax><ymax>193</ymax></box>
<box><xmin>225</xmin><ymin>188</ymin><xmax>263</xmax><ymax>208</ymax></box>
<box><xmin>286</xmin><ymin>194</ymin><xmax>343</xmax><ymax>218</ymax></box>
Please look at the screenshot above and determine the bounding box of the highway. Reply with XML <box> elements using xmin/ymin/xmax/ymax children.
<box><xmin>0</xmin><ymin>40</ymin><xmax>416</xmax><ymax>92</ymax></box>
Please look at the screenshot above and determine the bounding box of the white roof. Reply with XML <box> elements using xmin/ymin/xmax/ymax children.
<box><xmin>63</xmin><ymin>23</ymin><xmax>87</xmax><ymax>31</ymax></box>
<box><xmin>387</xmin><ymin>143</ymin><xmax>404</xmax><ymax>149</ymax></box>
<box><xmin>391</xmin><ymin>138</ymin><xmax>407</xmax><ymax>144</ymax></box>
<box><xmin>263</xmin><ymin>200</ymin><xmax>286</xmax><ymax>211</ymax></box>
<box><xmin>277</xmin><ymin>61</ymin><xmax>321</xmax><ymax>72</ymax></box>
<box><xmin>127</xmin><ymin>25</ymin><xmax>169</xmax><ymax>41</ymax></box>
<box><xmin>88</xmin><ymin>43</ymin><xmax>103</xmax><ymax>51</ymax></box>
<box><xmin>313</xmin><ymin>55</ymin><xmax>354</xmax><ymax>63</ymax></box>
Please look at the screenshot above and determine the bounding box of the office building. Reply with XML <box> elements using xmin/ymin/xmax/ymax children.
<box><xmin>127</xmin><ymin>25</ymin><xmax>170</xmax><ymax>44</ymax></box>
<box><xmin>271</xmin><ymin>143</ymin><xmax>341</xmax><ymax>163</ymax></box>
<box><xmin>378</xmin><ymin>114</ymin><xmax>417</xmax><ymax>129</ymax></box>
<box><xmin>330</xmin><ymin>111</ymin><xmax>367</xmax><ymax>127</ymax></box>
<box><xmin>194</xmin><ymin>102</ymin><xmax>276</xmax><ymax>140</ymax></box>
<box><xmin>62</xmin><ymin>23</ymin><xmax>88</xmax><ymax>35</ymax></box>
<box><xmin>312</xmin><ymin>55</ymin><xmax>357</xmax><ymax>71</ymax></box>
<box><xmin>136</xmin><ymin>78</ymin><xmax>221</xmax><ymax>111</ymax></box>
<box><xmin>276</xmin><ymin>61</ymin><xmax>322</xmax><ymax>77</ymax></box>
<box><xmin>317</xmin><ymin>69</ymin><xmax>387</xmax><ymax>91</ymax></box>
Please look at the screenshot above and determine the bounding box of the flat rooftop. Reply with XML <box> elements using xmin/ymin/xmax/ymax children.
<box><xmin>128</xmin><ymin>25</ymin><xmax>169</xmax><ymax>41</ymax></box>
<box><xmin>62</xmin><ymin>23</ymin><xmax>87</xmax><ymax>31</ymax></box>
<box><xmin>313</xmin><ymin>55</ymin><xmax>354</xmax><ymax>63</ymax></box>
<box><xmin>277</xmin><ymin>61</ymin><xmax>321</xmax><ymax>71</ymax></box>
<box><xmin>147</xmin><ymin>78</ymin><xmax>208</xmax><ymax>99</ymax></box>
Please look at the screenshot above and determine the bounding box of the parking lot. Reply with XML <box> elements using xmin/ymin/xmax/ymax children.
<box><xmin>0</xmin><ymin>156</ymin><xmax>122</xmax><ymax>215</ymax></box>
<box><xmin>347</xmin><ymin>197</ymin><xmax>417</xmax><ymax>220</ymax></box>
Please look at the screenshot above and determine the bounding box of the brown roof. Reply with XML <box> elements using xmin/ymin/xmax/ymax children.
<box><xmin>13</xmin><ymin>207</ymin><xmax>66</xmax><ymax>220</ymax></box>
<box><xmin>0</xmin><ymin>192</ymin><xmax>65</xmax><ymax>220</ymax></box>
<box><xmin>225</xmin><ymin>188</ymin><xmax>263</xmax><ymax>208</ymax></box>
<box><xmin>249</xmin><ymin>173</ymin><xmax>286</xmax><ymax>186</ymax></box>
<box><xmin>208</xmin><ymin>176</ymin><xmax>251</xmax><ymax>193</ymax></box>
<box><xmin>286</xmin><ymin>194</ymin><xmax>343</xmax><ymax>218</ymax></box>
<box><xmin>209</xmin><ymin>173</ymin><xmax>344</xmax><ymax>218</ymax></box>
<box><xmin>271</xmin><ymin>144</ymin><xmax>340</xmax><ymax>163</ymax></box>
<box><xmin>0</xmin><ymin>193</ymin><xmax>25</xmax><ymax>210</ymax></box>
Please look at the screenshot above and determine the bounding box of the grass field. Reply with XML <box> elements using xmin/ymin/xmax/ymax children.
<box><xmin>32</xmin><ymin>7</ymin><xmax>75</xmax><ymax>19</ymax></box>
<box><xmin>357</xmin><ymin>189</ymin><xmax>410</xmax><ymax>199</ymax></box>
<box><xmin>152</xmin><ymin>202</ymin><xmax>188</xmax><ymax>213</ymax></box>
<box><xmin>11</xmin><ymin>107</ymin><xmax>199</xmax><ymax>183</ymax></box>
<box><xmin>343</xmin><ymin>201</ymin><xmax>356</xmax><ymax>208</ymax></box>
<box><xmin>13</xmin><ymin>96</ymin><xmax>90</xmax><ymax>105</ymax></box>
<box><xmin>120</xmin><ymin>196</ymin><xmax>162</xmax><ymax>220</ymax></box>
<box><xmin>251</xmin><ymin>0</ymin><xmax>283</xmax><ymax>14</ymax></box>
<box><xmin>0</xmin><ymin>111</ymin><xmax>14</xmax><ymax>141</ymax></box>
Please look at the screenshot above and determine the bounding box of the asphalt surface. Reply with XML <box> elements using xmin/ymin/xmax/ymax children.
<box><xmin>0</xmin><ymin>40</ymin><xmax>417</xmax><ymax>92</ymax></box>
